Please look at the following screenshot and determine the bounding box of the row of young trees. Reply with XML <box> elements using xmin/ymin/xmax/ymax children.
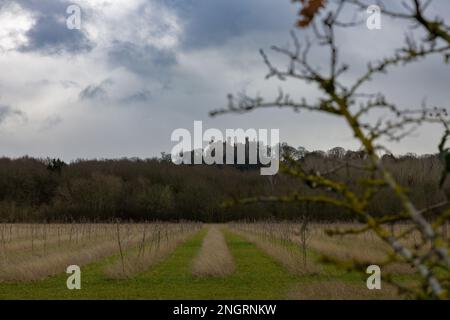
<box><xmin>0</xmin><ymin>146</ymin><xmax>446</xmax><ymax>222</ymax></box>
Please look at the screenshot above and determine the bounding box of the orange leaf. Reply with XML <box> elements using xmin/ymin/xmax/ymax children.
<box><xmin>293</xmin><ymin>0</ymin><xmax>326</xmax><ymax>27</ymax></box>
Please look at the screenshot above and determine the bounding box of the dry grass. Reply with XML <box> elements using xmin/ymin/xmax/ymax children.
<box><xmin>0</xmin><ymin>224</ymin><xmax>144</xmax><ymax>282</ymax></box>
<box><xmin>286</xmin><ymin>281</ymin><xmax>402</xmax><ymax>300</ymax></box>
<box><xmin>0</xmin><ymin>223</ymin><xmax>201</xmax><ymax>282</ymax></box>
<box><xmin>105</xmin><ymin>223</ymin><xmax>201</xmax><ymax>279</ymax></box>
<box><xmin>306</xmin><ymin>224</ymin><xmax>417</xmax><ymax>274</ymax></box>
<box><xmin>191</xmin><ymin>226</ymin><xmax>235</xmax><ymax>277</ymax></box>
<box><xmin>229</xmin><ymin>225</ymin><xmax>321</xmax><ymax>275</ymax></box>
<box><xmin>1</xmin><ymin>239</ymin><xmax>133</xmax><ymax>282</ymax></box>
<box><xmin>230</xmin><ymin>222</ymin><xmax>418</xmax><ymax>275</ymax></box>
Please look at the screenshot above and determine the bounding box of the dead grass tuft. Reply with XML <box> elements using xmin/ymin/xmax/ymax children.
<box><xmin>191</xmin><ymin>226</ymin><xmax>235</xmax><ymax>277</ymax></box>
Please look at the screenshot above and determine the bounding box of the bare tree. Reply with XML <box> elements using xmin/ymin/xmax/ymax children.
<box><xmin>212</xmin><ymin>0</ymin><xmax>450</xmax><ymax>299</ymax></box>
<box><xmin>300</xmin><ymin>215</ymin><xmax>311</xmax><ymax>267</ymax></box>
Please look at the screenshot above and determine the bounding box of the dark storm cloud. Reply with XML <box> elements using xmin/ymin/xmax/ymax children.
<box><xmin>6</xmin><ymin>0</ymin><xmax>300</xmax><ymax>57</ymax></box>
<box><xmin>9</xmin><ymin>0</ymin><xmax>295</xmax><ymax>76</ymax></box>
<box><xmin>15</xmin><ymin>0</ymin><xmax>68</xmax><ymax>13</ymax></box>
<box><xmin>1</xmin><ymin>0</ymin><xmax>449</xmax><ymax>159</ymax></box>
<box><xmin>21</xmin><ymin>16</ymin><xmax>93</xmax><ymax>54</ymax></box>
<box><xmin>169</xmin><ymin>0</ymin><xmax>296</xmax><ymax>49</ymax></box>
<box><xmin>17</xmin><ymin>0</ymin><xmax>93</xmax><ymax>54</ymax></box>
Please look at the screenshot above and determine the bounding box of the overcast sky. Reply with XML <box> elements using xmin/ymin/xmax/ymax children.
<box><xmin>0</xmin><ymin>0</ymin><xmax>449</xmax><ymax>161</ymax></box>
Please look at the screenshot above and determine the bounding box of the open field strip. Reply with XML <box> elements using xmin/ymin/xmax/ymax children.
<box><xmin>0</xmin><ymin>227</ymin><xmax>301</xmax><ymax>299</ymax></box>
<box><xmin>0</xmin><ymin>223</ymin><xmax>421</xmax><ymax>299</ymax></box>
<box><xmin>191</xmin><ymin>226</ymin><xmax>235</xmax><ymax>277</ymax></box>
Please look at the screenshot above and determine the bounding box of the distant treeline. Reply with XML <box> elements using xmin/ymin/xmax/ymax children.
<box><xmin>0</xmin><ymin>144</ymin><xmax>446</xmax><ymax>222</ymax></box>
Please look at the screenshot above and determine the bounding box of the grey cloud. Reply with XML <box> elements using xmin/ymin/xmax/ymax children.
<box><xmin>79</xmin><ymin>79</ymin><xmax>113</xmax><ymax>101</ymax></box>
<box><xmin>0</xmin><ymin>105</ymin><xmax>26</xmax><ymax>125</ymax></box>
<box><xmin>25</xmin><ymin>79</ymin><xmax>52</xmax><ymax>87</ymax></box>
<box><xmin>170</xmin><ymin>0</ymin><xmax>295</xmax><ymax>49</ymax></box>
<box><xmin>60</xmin><ymin>80</ymin><xmax>79</xmax><ymax>89</ymax></box>
<box><xmin>107</xmin><ymin>41</ymin><xmax>177</xmax><ymax>77</ymax></box>
<box><xmin>25</xmin><ymin>79</ymin><xmax>80</xmax><ymax>89</ymax></box>
<box><xmin>80</xmin><ymin>79</ymin><xmax>153</xmax><ymax>107</ymax></box>
<box><xmin>20</xmin><ymin>16</ymin><xmax>93</xmax><ymax>54</ymax></box>
<box><xmin>79</xmin><ymin>85</ymin><xmax>107</xmax><ymax>100</ymax></box>
<box><xmin>120</xmin><ymin>89</ymin><xmax>152</xmax><ymax>105</ymax></box>
<box><xmin>16</xmin><ymin>0</ymin><xmax>68</xmax><ymax>14</ymax></box>
<box><xmin>0</xmin><ymin>0</ymin><xmax>449</xmax><ymax>160</ymax></box>
<box><xmin>17</xmin><ymin>0</ymin><xmax>93</xmax><ymax>54</ymax></box>
<box><xmin>40</xmin><ymin>114</ymin><xmax>63</xmax><ymax>131</ymax></box>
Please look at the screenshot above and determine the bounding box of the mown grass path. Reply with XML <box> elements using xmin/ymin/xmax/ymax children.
<box><xmin>0</xmin><ymin>228</ymin><xmax>301</xmax><ymax>299</ymax></box>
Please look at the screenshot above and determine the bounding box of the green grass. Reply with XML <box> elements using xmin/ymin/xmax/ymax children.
<box><xmin>0</xmin><ymin>227</ymin><xmax>413</xmax><ymax>299</ymax></box>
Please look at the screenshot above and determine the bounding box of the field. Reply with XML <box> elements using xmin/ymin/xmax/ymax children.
<box><xmin>0</xmin><ymin>222</ymin><xmax>422</xmax><ymax>300</ymax></box>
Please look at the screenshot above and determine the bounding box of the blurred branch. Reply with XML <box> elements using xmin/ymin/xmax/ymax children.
<box><xmin>211</xmin><ymin>0</ymin><xmax>450</xmax><ymax>299</ymax></box>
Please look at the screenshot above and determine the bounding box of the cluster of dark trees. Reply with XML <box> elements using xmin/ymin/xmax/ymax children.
<box><xmin>173</xmin><ymin>137</ymin><xmax>277</xmax><ymax>171</ymax></box>
<box><xmin>0</xmin><ymin>144</ymin><xmax>446</xmax><ymax>222</ymax></box>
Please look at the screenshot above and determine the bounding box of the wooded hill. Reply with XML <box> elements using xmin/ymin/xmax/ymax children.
<box><xmin>0</xmin><ymin>145</ymin><xmax>445</xmax><ymax>222</ymax></box>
